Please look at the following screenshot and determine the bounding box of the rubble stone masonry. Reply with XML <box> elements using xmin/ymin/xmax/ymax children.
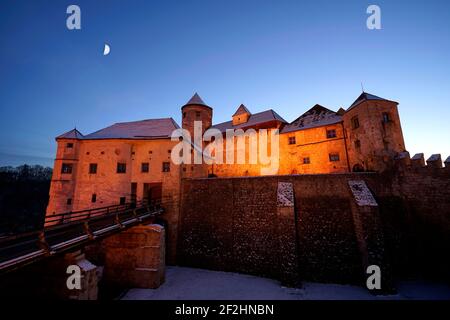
<box><xmin>178</xmin><ymin>161</ymin><xmax>450</xmax><ymax>285</ymax></box>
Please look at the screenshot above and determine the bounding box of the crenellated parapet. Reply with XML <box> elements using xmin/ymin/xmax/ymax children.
<box><xmin>394</xmin><ymin>151</ymin><xmax>449</xmax><ymax>171</ymax></box>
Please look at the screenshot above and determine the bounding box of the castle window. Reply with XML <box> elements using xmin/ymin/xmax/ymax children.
<box><xmin>329</xmin><ymin>153</ymin><xmax>340</xmax><ymax>162</ymax></box>
<box><xmin>351</xmin><ymin>116</ymin><xmax>360</xmax><ymax>129</ymax></box>
<box><xmin>66</xmin><ymin>198</ymin><xmax>72</xmax><ymax>205</ymax></box>
<box><xmin>326</xmin><ymin>129</ymin><xmax>337</xmax><ymax>139</ymax></box>
<box><xmin>117</xmin><ymin>163</ymin><xmax>126</xmax><ymax>174</ymax></box>
<box><xmin>66</xmin><ymin>143</ymin><xmax>73</xmax><ymax>148</ymax></box>
<box><xmin>355</xmin><ymin>140</ymin><xmax>361</xmax><ymax>151</ymax></box>
<box><xmin>288</xmin><ymin>136</ymin><xmax>296</xmax><ymax>145</ymax></box>
<box><xmin>91</xmin><ymin>194</ymin><xmax>97</xmax><ymax>203</ymax></box>
<box><xmin>303</xmin><ymin>157</ymin><xmax>310</xmax><ymax>164</ymax></box>
<box><xmin>141</xmin><ymin>162</ymin><xmax>149</xmax><ymax>173</ymax></box>
<box><xmin>119</xmin><ymin>197</ymin><xmax>126</xmax><ymax>205</ymax></box>
<box><xmin>89</xmin><ymin>163</ymin><xmax>97</xmax><ymax>174</ymax></box>
<box><xmin>196</xmin><ymin>111</ymin><xmax>201</xmax><ymax>118</ymax></box>
<box><xmin>61</xmin><ymin>163</ymin><xmax>73</xmax><ymax>174</ymax></box>
<box><xmin>162</xmin><ymin>162</ymin><xmax>170</xmax><ymax>172</ymax></box>
<box><xmin>382</xmin><ymin>112</ymin><xmax>390</xmax><ymax>123</ymax></box>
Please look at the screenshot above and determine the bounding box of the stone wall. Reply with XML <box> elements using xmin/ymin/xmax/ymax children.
<box><xmin>383</xmin><ymin>154</ymin><xmax>450</xmax><ymax>280</ymax></box>
<box><xmin>178</xmin><ymin>174</ymin><xmax>386</xmax><ymax>285</ymax></box>
<box><xmin>342</xmin><ymin>99</ymin><xmax>406</xmax><ymax>172</ymax></box>
<box><xmin>101</xmin><ymin>224</ymin><xmax>165</xmax><ymax>289</ymax></box>
<box><xmin>177</xmin><ymin>165</ymin><xmax>450</xmax><ymax>286</ymax></box>
<box><xmin>279</xmin><ymin>123</ymin><xmax>350</xmax><ymax>175</ymax></box>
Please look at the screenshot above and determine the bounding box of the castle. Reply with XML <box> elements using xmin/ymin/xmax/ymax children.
<box><xmin>46</xmin><ymin>91</ymin><xmax>408</xmax><ymax>263</ymax></box>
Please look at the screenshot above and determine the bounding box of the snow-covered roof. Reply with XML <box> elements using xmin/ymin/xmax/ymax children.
<box><xmin>81</xmin><ymin>118</ymin><xmax>180</xmax><ymax>140</ymax></box>
<box><xmin>281</xmin><ymin>104</ymin><xmax>342</xmax><ymax>134</ymax></box>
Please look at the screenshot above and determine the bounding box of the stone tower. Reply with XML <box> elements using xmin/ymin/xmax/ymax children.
<box><xmin>181</xmin><ymin>93</ymin><xmax>213</xmax><ymax>178</ymax></box>
<box><xmin>342</xmin><ymin>92</ymin><xmax>406</xmax><ymax>172</ymax></box>
<box><xmin>46</xmin><ymin>128</ymin><xmax>83</xmax><ymax>215</ymax></box>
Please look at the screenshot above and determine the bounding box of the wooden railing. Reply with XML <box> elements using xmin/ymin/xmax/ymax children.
<box><xmin>0</xmin><ymin>199</ymin><xmax>163</xmax><ymax>272</ymax></box>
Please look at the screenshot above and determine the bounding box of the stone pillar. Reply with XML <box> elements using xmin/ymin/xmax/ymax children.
<box><xmin>0</xmin><ymin>250</ymin><xmax>101</xmax><ymax>300</ymax></box>
<box><xmin>276</xmin><ymin>182</ymin><xmax>300</xmax><ymax>286</ymax></box>
<box><xmin>102</xmin><ymin>224</ymin><xmax>165</xmax><ymax>288</ymax></box>
<box><xmin>348</xmin><ymin>180</ymin><xmax>394</xmax><ymax>294</ymax></box>
<box><xmin>63</xmin><ymin>250</ymin><xmax>101</xmax><ymax>300</ymax></box>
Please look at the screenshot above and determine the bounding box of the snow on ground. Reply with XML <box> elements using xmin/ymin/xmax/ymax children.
<box><xmin>122</xmin><ymin>266</ymin><xmax>450</xmax><ymax>300</ymax></box>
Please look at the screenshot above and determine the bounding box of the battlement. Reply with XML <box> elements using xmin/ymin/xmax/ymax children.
<box><xmin>394</xmin><ymin>151</ymin><xmax>450</xmax><ymax>171</ymax></box>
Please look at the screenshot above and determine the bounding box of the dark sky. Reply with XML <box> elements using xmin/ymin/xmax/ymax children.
<box><xmin>1</xmin><ymin>0</ymin><xmax>449</xmax><ymax>167</ymax></box>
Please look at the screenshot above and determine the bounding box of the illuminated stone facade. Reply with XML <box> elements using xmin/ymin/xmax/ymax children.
<box><xmin>46</xmin><ymin>92</ymin><xmax>407</xmax><ymax>262</ymax></box>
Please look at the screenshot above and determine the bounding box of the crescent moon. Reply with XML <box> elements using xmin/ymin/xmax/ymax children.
<box><xmin>103</xmin><ymin>44</ymin><xmax>110</xmax><ymax>56</ymax></box>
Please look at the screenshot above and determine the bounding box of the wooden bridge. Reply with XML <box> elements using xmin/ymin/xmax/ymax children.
<box><xmin>0</xmin><ymin>200</ymin><xmax>163</xmax><ymax>273</ymax></box>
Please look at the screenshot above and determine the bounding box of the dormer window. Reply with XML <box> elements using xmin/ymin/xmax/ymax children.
<box><xmin>232</xmin><ymin>104</ymin><xmax>251</xmax><ymax>126</ymax></box>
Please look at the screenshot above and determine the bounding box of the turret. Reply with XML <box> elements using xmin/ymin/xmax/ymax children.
<box><xmin>46</xmin><ymin>128</ymin><xmax>83</xmax><ymax>215</ymax></box>
<box><xmin>181</xmin><ymin>93</ymin><xmax>213</xmax><ymax>177</ymax></box>
<box><xmin>181</xmin><ymin>93</ymin><xmax>212</xmax><ymax>138</ymax></box>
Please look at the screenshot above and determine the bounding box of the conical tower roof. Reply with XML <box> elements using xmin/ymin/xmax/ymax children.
<box><xmin>182</xmin><ymin>93</ymin><xmax>211</xmax><ymax>109</ymax></box>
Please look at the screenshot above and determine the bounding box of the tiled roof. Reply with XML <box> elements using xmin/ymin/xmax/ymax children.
<box><xmin>232</xmin><ymin>104</ymin><xmax>251</xmax><ymax>116</ymax></box>
<box><xmin>348</xmin><ymin>92</ymin><xmax>395</xmax><ymax>110</ymax></box>
<box><xmin>211</xmin><ymin>109</ymin><xmax>287</xmax><ymax>133</ymax></box>
<box><xmin>56</xmin><ymin>128</ymin><xmax>84</xmax><ymax>140</ymax></box>
<box><xmin>281</xmin><ymin>104</ymin><xmax>342</xmax><ymax>134</ymax></box>
<box><xmin>82</xmin><ymin>118</ymin><xmax>180</xmax><ymax>140</ymax></box>
<box><xmin>182</xmin><ymin>93</ymin><xmax>211</xmax><ymax>109</ymax></box>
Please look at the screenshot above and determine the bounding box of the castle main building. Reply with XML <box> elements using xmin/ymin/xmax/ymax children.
<box><xmin>46</xmin><ymin>92</ymin><xmax>406</xmax><ymax>260</ymax></box>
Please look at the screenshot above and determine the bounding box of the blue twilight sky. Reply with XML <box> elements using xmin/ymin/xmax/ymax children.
<box><xmin>0</xmin><ymin>0</ymin><xmax>449</xmax><ymax>167</ymax></box>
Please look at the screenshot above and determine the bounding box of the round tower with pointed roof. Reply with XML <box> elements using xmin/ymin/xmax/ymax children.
<box><xmin>181</xmin><ymin>93</ymin><xmax>213</xmax><ymax>139</ymax></box>
<box><xmin>181</xmin><ymin>93</ymin><xmax>213</xmax><ymax>177</ymax></box>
